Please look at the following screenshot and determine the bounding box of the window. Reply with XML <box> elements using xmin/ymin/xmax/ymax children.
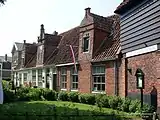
<box><xmin>83</xmin><ymin>34</ymin><xmax>89</xmax><ymax>52</ymax></box>
<box><xmin>61</xmin><ymin>68</ymin><xmax>67</xmax><ymax>89</ymax></box>
<box><xmin>92</xmin><ymin>66</ymin><xmax>105</xmax><ymax>92</ymax></box>
<box><xmin>18</xmin><ymin>73</ymin><xmax>22</xmax><ymax>86</ymax></box>
<box><xmin>38</xmin><ymin>69</ymin><xmax>42</xmax><ymax>87</ymax></box>
<box><xmin>71</xmin><ymin>67</ymin><xmax>78</xmax><ymax>90</ymax></box>
<box><xmin>32</xmin><ymin>70</ymin><xmax>36</xmax><ymax>86</ymax></box>
<box><xmin>24</xmin><ymin>73</ymin><xmax>27</xmax><ymax>82</ymax></box>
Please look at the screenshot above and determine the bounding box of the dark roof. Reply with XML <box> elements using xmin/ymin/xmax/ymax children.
<box><xmin>25</xmin><ymin>52</ymin><xmax>37</xmax><ymax>68</ymax></box>
<box><xmin>114</xmin><ymin>0</ymin><xmax>145</xmax><ymax>14</ymax></box>
<box><xmin>0</xmin><ymin>56</ymin><xmax>12</xmax><ymax>62</ymax></box>
<box><xmin>15</xmin><ymin>42</ymin><xmax>24</xmax><ymax>51</ymax></box>
<box><xmin>91</xmin><ymin>13</ymin><xmax>113</xmax><ymax>32</ymax></box>
<box><xmin>92</xmin><ymin>15</ymin><xmax>120</xmax><ymax>62</ymax></box>
<box><xmin>45</xmin><ymin>26</ymin><xmax>79</xmax><ymax>65</ymax></box>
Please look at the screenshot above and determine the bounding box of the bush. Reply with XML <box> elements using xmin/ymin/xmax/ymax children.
<box><xmin>95</xmin><ymin>94</ymin><xmax>110</xmax><ymax>108</ymax></box>
<box><xmin>68</xmin><ymin>92</ymin><xmax>79</xmax><ymax>102</ymax></box>
<box><xmin>129</xmin><ymin>99</ymin><xmax>141</xmax><ymax>113</ymax></box>
<box><xmin>58</xmin><ymin>91</ymin><xmax>69</xmax><ymax>101</ymax></box>
<box><xmin>120</xmin><ymin>97</ymin><xmax>131</xmax><ymax>112</ymax></box>
<box><xmin>41</xmin><ymin>88</ymin><xmax>57</xmax><ymax>101</ymax></box>
<box><xmin>108</xmin><ymin>96</ymin><xmax>122</xmax><ymax>110</ymax></box>
<box><xmin>79</xmin><ymin>93</ymin><xmax>95</xmax><ymax>105</ymax></box>
<box><xmin>2</xmin><ymin>80</ymin><xmax>12</xmax><ymax>90</ymax></box>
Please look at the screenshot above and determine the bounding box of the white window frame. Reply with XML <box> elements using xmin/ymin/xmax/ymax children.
<box><xmin>32</xmin><ymin>70</ymin><xmax>36</xmax><ymax>86</ymax></box>
<box><xmin>60</xmin><ymin>67</ymin><xmax>67</xmax><ymax>90</ymax></box>
<box><xmin>38</xmin><ymin>69</ymin><xmax>43</xmax><ymax>87</ymax></box>
<box><xmin>71</xmin><ymin>67</ymin><xmax>78</xmax><ymax>91</ymax></box>
<box><xmin>92</xmin><ymin>65</ymin><xmax>105</xmax><ymax>93</ymax></box>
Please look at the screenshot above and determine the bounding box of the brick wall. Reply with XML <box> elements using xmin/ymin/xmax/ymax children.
<box><xmin>106</xmin><ymin>61</ymin><xmax>115</xmax><ymax>95</ymax></box>
<box><xmin>126</xmin><ymin>51</ymin><xmax>160</xmax><ymax>107</ymax></box>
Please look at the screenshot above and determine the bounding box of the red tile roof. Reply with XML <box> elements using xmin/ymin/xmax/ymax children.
<box><xmin>45</xmin><ymin>26</ymin><xmax>79</xmax><ymax>65</ymax></box>
<box><xmin>24</xmin><ymin>12</ymin><xmax>120</xmax><ymax>68</ymax></box>
<box><xmin>92</xmin><ymin>15</ymin><xmax>120</xmax><ymax>62</ymax></box>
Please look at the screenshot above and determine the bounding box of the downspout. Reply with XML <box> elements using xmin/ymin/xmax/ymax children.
<box><xmin>114</xmin><ymin>59</ymin><xmax>118</xmax><ymax>96</ymax></box>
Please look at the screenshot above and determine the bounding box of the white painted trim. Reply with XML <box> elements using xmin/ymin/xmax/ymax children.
<box><xmin>126</xmin><ymin>45</ymin><xmax>158</xmax><ymax>58</ymax></box>
<box><xmin>71</xmin><ymin>89</ymin><xmax>78</xmax><ymax>92</ymax></box>
<box><xmin>92</xmin><ymin>91</ymin><xmax>106</xmax><ymax>94</ymax></box>
<box><xmin>61</xmin><ymin>89</ymin><xmax>67</xmax><ymax>91</ymax></box>
<box><xmin>56</xmin><ymin>62</ymin><xmax>78</xmax><ymax>67</ymax></box>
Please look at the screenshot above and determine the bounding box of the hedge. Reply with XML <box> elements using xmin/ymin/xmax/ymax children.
<box><xmin>2</xmin><ymin>80</ymin><xmax>155</xmax><ymax>113</ymax></box>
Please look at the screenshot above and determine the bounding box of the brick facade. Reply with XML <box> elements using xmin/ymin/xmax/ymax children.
<box><xmin>126</xmin><ymin>51</ymin><xmax>160</xmax><ymax>107</ymax></box>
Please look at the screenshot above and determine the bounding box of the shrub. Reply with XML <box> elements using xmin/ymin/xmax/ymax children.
<box><xmin>129</xmin><ymin>99</ymin><xmax>141</xmax><ymax>113</ymax></box>
<box><xmin>2</xmin><ymin>80</ymin><xmax>12</xmax><ymax>90</ymax></box>
<box><xmin>120</xmin><ymin>97</ymin><xmax>131</xmax><ymax>112</ymax></box>
<box><xmin>68</xmin><ymin>92</ymin><xmax>79</xmax><ymax>102</ymax></box>
<box><xmin>108</xmin><ymin>96</ymin><xmax>122</xmax><ymax>110</ymax></box>
<box><xmin>41</xmin><ymin>88</ymin><xmax>57</xmax><ymax>101</ymax></box>
<box><xmin>79</xmin><ymin>93</ymin><xmax>95</xmax><ymax>105</ymax></box>
<box><xmin>58</xmin><ymin>91</ymin><xmax>69</xmax><ymax>101</ymax></box>
<box><xmin>95</xmin><ymin>94</ymin><xmax>110</xmax><ymax>108</ymax></box>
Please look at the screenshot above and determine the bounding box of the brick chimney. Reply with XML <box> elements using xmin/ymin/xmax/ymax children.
<box><xmin>23</xmin><ymin>40</ymin><xmax>26</xmax><ymax>44</ymax></box>
<box><xmin>5</xmin><ymin>54</ymin><xmax>7</xmax><ymax>61</ymax></box>
<box><xmin>53</xmin><ymin>31</ymin><xmax>58</xmax><ymax>36</ymax></box>
<box><xmin>85</xmin><ymin>7</ymin><xmax>91</xmax><ymax>16</ymax></box>
<box><xmin>40</xmin><ymin>24</ymin><xmax>45</xmax><ymax>40</ymax></box>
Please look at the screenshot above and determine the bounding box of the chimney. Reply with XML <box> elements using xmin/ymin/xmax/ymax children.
<box><xmin>5</xmin><ymin>54</ymin><xmax>7</xmax><ymax>61</ymax></box>
<box><xmin>85</xmin><ymin>7</ymin><xmax>91</xmax><ymax>16</ymax></box>
<box><xmin>53</xmin><ymin>31</ymin><xmax>58</xmax><ymax>36</ymax></box>
<box><xmin>23</xmin><ymin>40</ymin><xmax>26</xmax><ymax>44</ymax></box>
<box><xmin>40</xmin><ymin>24</ymin><xmax>45</xmax><ymax>40</ymax></box>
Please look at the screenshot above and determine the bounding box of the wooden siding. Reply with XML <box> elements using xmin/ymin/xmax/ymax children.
<box><xmin>120</xmin><ymin>0</ymin><xmax>160</xmax><ymax>53</ymax></box>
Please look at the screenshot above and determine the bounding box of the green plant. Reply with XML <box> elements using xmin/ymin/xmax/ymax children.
<box><xmin>108</xmin><ymin>96</ymin><xmax>122</xmax><ymax>110</ymax></box>
<box><xmin>79</xmin><ymin>93</ymin><xmax>96</xmax><ymax>105</ymax></box>
<box><xmin>41</xmin><ymin>88</ymin><xmax>57</xmax><ymax>101</ymax></box>
<box><xmin>120</xmin><ymin>97</ymin><xmax>131</xmax><ymax>112</ymax></box>
<box><xmin>68</xmin><ymin>92</ymin><xmax>79</xmax><ymax>102</ymax></box>
<box><xmin>58</xmin><ymin>91</ymin><xmax>69</xmax><ymax>101</ymax></box>
<box><xmin>129</xmin><ymin>99</ymin><xmax>141</xmax><ymax>113</ymax></box>
<box><xmin>95</xmin><ymin>94</ymin><xmax>110</xmax><ymax>108</ymax></box>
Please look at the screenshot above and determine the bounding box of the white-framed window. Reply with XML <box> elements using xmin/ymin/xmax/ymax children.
<box><xmin>83</xmin><ymin>33</ymin><xmax>89</xmax><ymax>52</ymax></box>
<box><xmin>24</xmin><ymin>73</ymin><xmax>27</xmax><ymax>82</ymax></box>
<box><xmin>38</xmin><ymin>69</ymin><xmax>42</xmax><ymax>87</ymax></box>
<box><xmin>92</xmin><ymin>66</ymin><xmax>105</xmax><ymax>92</ymax></box>
<box><xmin>60</xmin><ymin>67</ymin><xmax>67</xmax><ymax>89</ymax></box>
<box><xmin>71</xmin><ymin>67</ymin><xmax>78</xmax><ymax>90</ymax></box>
<box><xmin>32</xmin><ymin>70</ymin><xmax>36</xmax><ymax>86</ymax></box>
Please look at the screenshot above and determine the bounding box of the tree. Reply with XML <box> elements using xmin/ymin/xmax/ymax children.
<box><xmin>0</xmin><ymin>0</ymin><xmax>6</xmax><ymax>5</ymax></box>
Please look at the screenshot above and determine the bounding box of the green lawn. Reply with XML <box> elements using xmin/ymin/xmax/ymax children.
<box><xmin>0</xmin><ymin>101</ymin><xmax>141</xmax><ymax>120</ymax></box>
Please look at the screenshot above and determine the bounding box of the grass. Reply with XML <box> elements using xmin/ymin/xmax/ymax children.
<box><xmin>0</xmin><ymin>101</ymin><xmax>141</xmax><ymax>120</ymax></box>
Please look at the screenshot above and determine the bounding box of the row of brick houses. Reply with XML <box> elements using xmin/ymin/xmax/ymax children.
<box><xmin>11</xmin><ymin>0</ymin><xmax>160</xmax><ymax>111</ymax></box>
<box><xmin>12</xmin><ymin>8</ymin><xmax>121</xmax><ymax>95</ymax></box>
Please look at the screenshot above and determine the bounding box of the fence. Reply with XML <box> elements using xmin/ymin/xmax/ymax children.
<box><xmin>0</xmin><ymin>112</ymin><xmax>158</xmax><ymax>120</ymax></box>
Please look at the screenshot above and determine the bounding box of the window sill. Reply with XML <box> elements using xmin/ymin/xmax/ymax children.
<box><xmin>83</xmin><ymin>51</ymin><xmax>89</xmax><ymax>53</ymax></box>
<box><xmin>71</xmin><ymin>89</ymin><xmax>78</xmax><ymax>92</ymax></box>
<box><xmin>61</xmin><ymin>89</ymin><xmax>67</xmax><ymax>91</ymax></box>
<box><xmin>92</xmin><ymin>91</ymin><xmax>106</xmax><ymax>94</ymax></box>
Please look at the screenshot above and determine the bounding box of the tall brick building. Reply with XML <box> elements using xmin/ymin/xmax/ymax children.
<box><xmin>11</xmin><ymin>8</ymin><xmax>121</xmax><ymax>95</ymax></box>
<box><xmin>115</xmin><ymin>0</ymin><xmax>160</xmax><ymax>111</ymax></box>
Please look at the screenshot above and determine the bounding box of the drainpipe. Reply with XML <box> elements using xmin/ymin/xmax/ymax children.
<box><xmin>114</xmin><ymin>59</ymin><xmax>118</xmax><ymax>96</ymax></box>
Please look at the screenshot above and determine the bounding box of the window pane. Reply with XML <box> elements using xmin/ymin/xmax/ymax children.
<box><xmin>92</xmin><ymin>66</ymin><xmax>105</xmax><ymax>91</ymax></box>
<box><xmin>102</xmin><ymin>84</ymin><xmax>105</xmax><ymax>91</ymax></box>
<box><xmin>83</xmin><ymin>37</ymin><xmax>89</xmax><ymax>52</ymax></box>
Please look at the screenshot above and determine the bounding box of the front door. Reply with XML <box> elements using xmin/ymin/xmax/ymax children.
<box><xmin>53</xmin><ymin>74</ymin><xmax>57</xmax><ymax>90</ymax></box>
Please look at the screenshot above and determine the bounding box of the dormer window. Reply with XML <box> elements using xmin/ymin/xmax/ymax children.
<box><xmin>83</xmin><ymin>33</ymin><xmax>90</xmax><ymax>52</ymax></box>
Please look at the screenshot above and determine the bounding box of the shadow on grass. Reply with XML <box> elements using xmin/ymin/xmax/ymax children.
<box><xmin>0</xmin><ymin>101</ymin><xmax>138</xmax><ymax>120</ymax></box>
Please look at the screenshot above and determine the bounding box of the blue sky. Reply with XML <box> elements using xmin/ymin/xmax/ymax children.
<box><xmin>0</xmin><ymin>0</ymin><xmax>122</xmax><ymax>56</ymax></box>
